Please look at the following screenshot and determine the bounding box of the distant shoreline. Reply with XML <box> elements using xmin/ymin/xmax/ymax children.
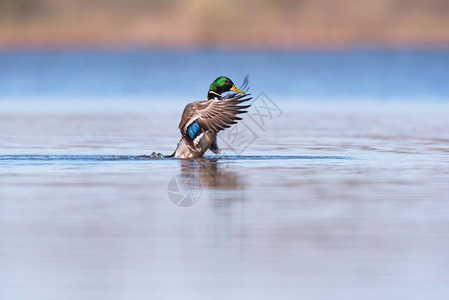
<box><xmin>2</xmin><ymin>0</ymin><xmax>449</xmax><ymax>50</ymax></box>
<box><xmin>1</xmin><ymin>40</ymin><xmax>449</xmax><ymax>51</ymax></box>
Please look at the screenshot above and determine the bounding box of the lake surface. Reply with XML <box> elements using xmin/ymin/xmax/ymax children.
<box><xmin>0</xmin><ymin>49</ymin><xmax>449</xmax><ymax>299</ymax></box>
<box><xmin>1</xmin><ymin>49</ymin><xmax>449</xmax><ymax>100</ymax></box>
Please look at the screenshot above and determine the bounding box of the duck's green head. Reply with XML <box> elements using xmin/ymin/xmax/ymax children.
<box><xmin>209</xmin><ymin>76</ymin><xmax>244</xmax><ymax>95</ymax></box>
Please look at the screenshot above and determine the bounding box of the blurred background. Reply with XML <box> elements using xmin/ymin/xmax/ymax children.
<box><xmin>1</xmin><ymin>0</ymin><xmax>449</xmax><ymax>48</ymax></box>
<box><xmin>0</xmin><ymin>0</ymin><xmax>449</xmax><ymax>102</ymax></box>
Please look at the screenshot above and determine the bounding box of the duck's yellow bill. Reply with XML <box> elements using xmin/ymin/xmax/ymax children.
<box><xmin>230</xmin><ymin>85</ymin><xmax>245</xmax><ymax>94</ymax></box>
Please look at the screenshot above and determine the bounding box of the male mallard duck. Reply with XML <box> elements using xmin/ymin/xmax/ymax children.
<box><xmin>172</xmin><ymin>76</ymin><xmax>251</xmax><ymax>159</ymax></box>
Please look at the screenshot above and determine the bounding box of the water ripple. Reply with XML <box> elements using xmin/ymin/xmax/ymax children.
<box><xmin>0</xmin><ymin>154</ymin><xmax>352</xmax><ymax>162</ymax></box>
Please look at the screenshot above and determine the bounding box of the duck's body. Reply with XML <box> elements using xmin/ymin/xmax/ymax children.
<box><xmin>174</xmin><ymin>131</ymin><xmax>216</xmax><ymax>158</ymax></box>
<box><xmin>172</xmin><ymin>77</ymin><xmax>251</xmax><ymax>159</ymax></box>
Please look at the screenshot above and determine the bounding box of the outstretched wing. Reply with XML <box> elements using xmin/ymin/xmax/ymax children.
<box><xmin>179</xmin><ymin>94</ymin><xmax>252</xmax><ymax>150</ymax></box>
<box><xmin>191</xmin><ymin>94</ymin><xmax>251</xmax><ymax>132</ymax></box>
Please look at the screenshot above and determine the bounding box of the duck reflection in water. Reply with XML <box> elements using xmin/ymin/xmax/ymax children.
<box><xmin>179</xmin><ymin>158</ymin><xmax>245</xmax><ymax>204</ymax></box>
<box><xmin>180</xmin><ymin>158</ymin><xmax>241</xmax><ymax>189</ymax></box>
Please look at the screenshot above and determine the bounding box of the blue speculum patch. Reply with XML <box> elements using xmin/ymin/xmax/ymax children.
<box><xmin>187</xmin><ymin>122</ymin><xmax>200</xmax><ymax>139</ymax></box>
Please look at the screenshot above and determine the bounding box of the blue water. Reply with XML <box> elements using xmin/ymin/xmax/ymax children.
<box><xmin>1</xmin><ymin>49</ymin><xmax>449</xmax><ymax>300</ymax></box>
<box><xmin>1</xmin><ymin>49</ymin><xmax>449</xmax><ymax>100</ymax></box>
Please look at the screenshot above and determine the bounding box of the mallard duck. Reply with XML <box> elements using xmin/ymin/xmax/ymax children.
<box><xmin>172</xmin><ymin>76</ymin><xmax>252</xmax><ymax>159</ymax></box>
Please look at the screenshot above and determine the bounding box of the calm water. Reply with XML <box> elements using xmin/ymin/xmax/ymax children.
<box><xmin>1</xmin><ymin>49</ymin><xmax>449</xmax><ymax>100</ymax></box>
<box><xmin>1</xmin><ymin>50</ymin><xmax>449</xmax><ymax>299</ymax></box>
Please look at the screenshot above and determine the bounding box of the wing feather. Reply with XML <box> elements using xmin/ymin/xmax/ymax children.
<box><xmin>195</xmin><ymin>94</ymin><xmax>252</xmax><ymax>132</ymax></box>
<box><xmin>179</xmin><ymin>94</ymin><xmax>252</xmax><ymax>140</ymax></box>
